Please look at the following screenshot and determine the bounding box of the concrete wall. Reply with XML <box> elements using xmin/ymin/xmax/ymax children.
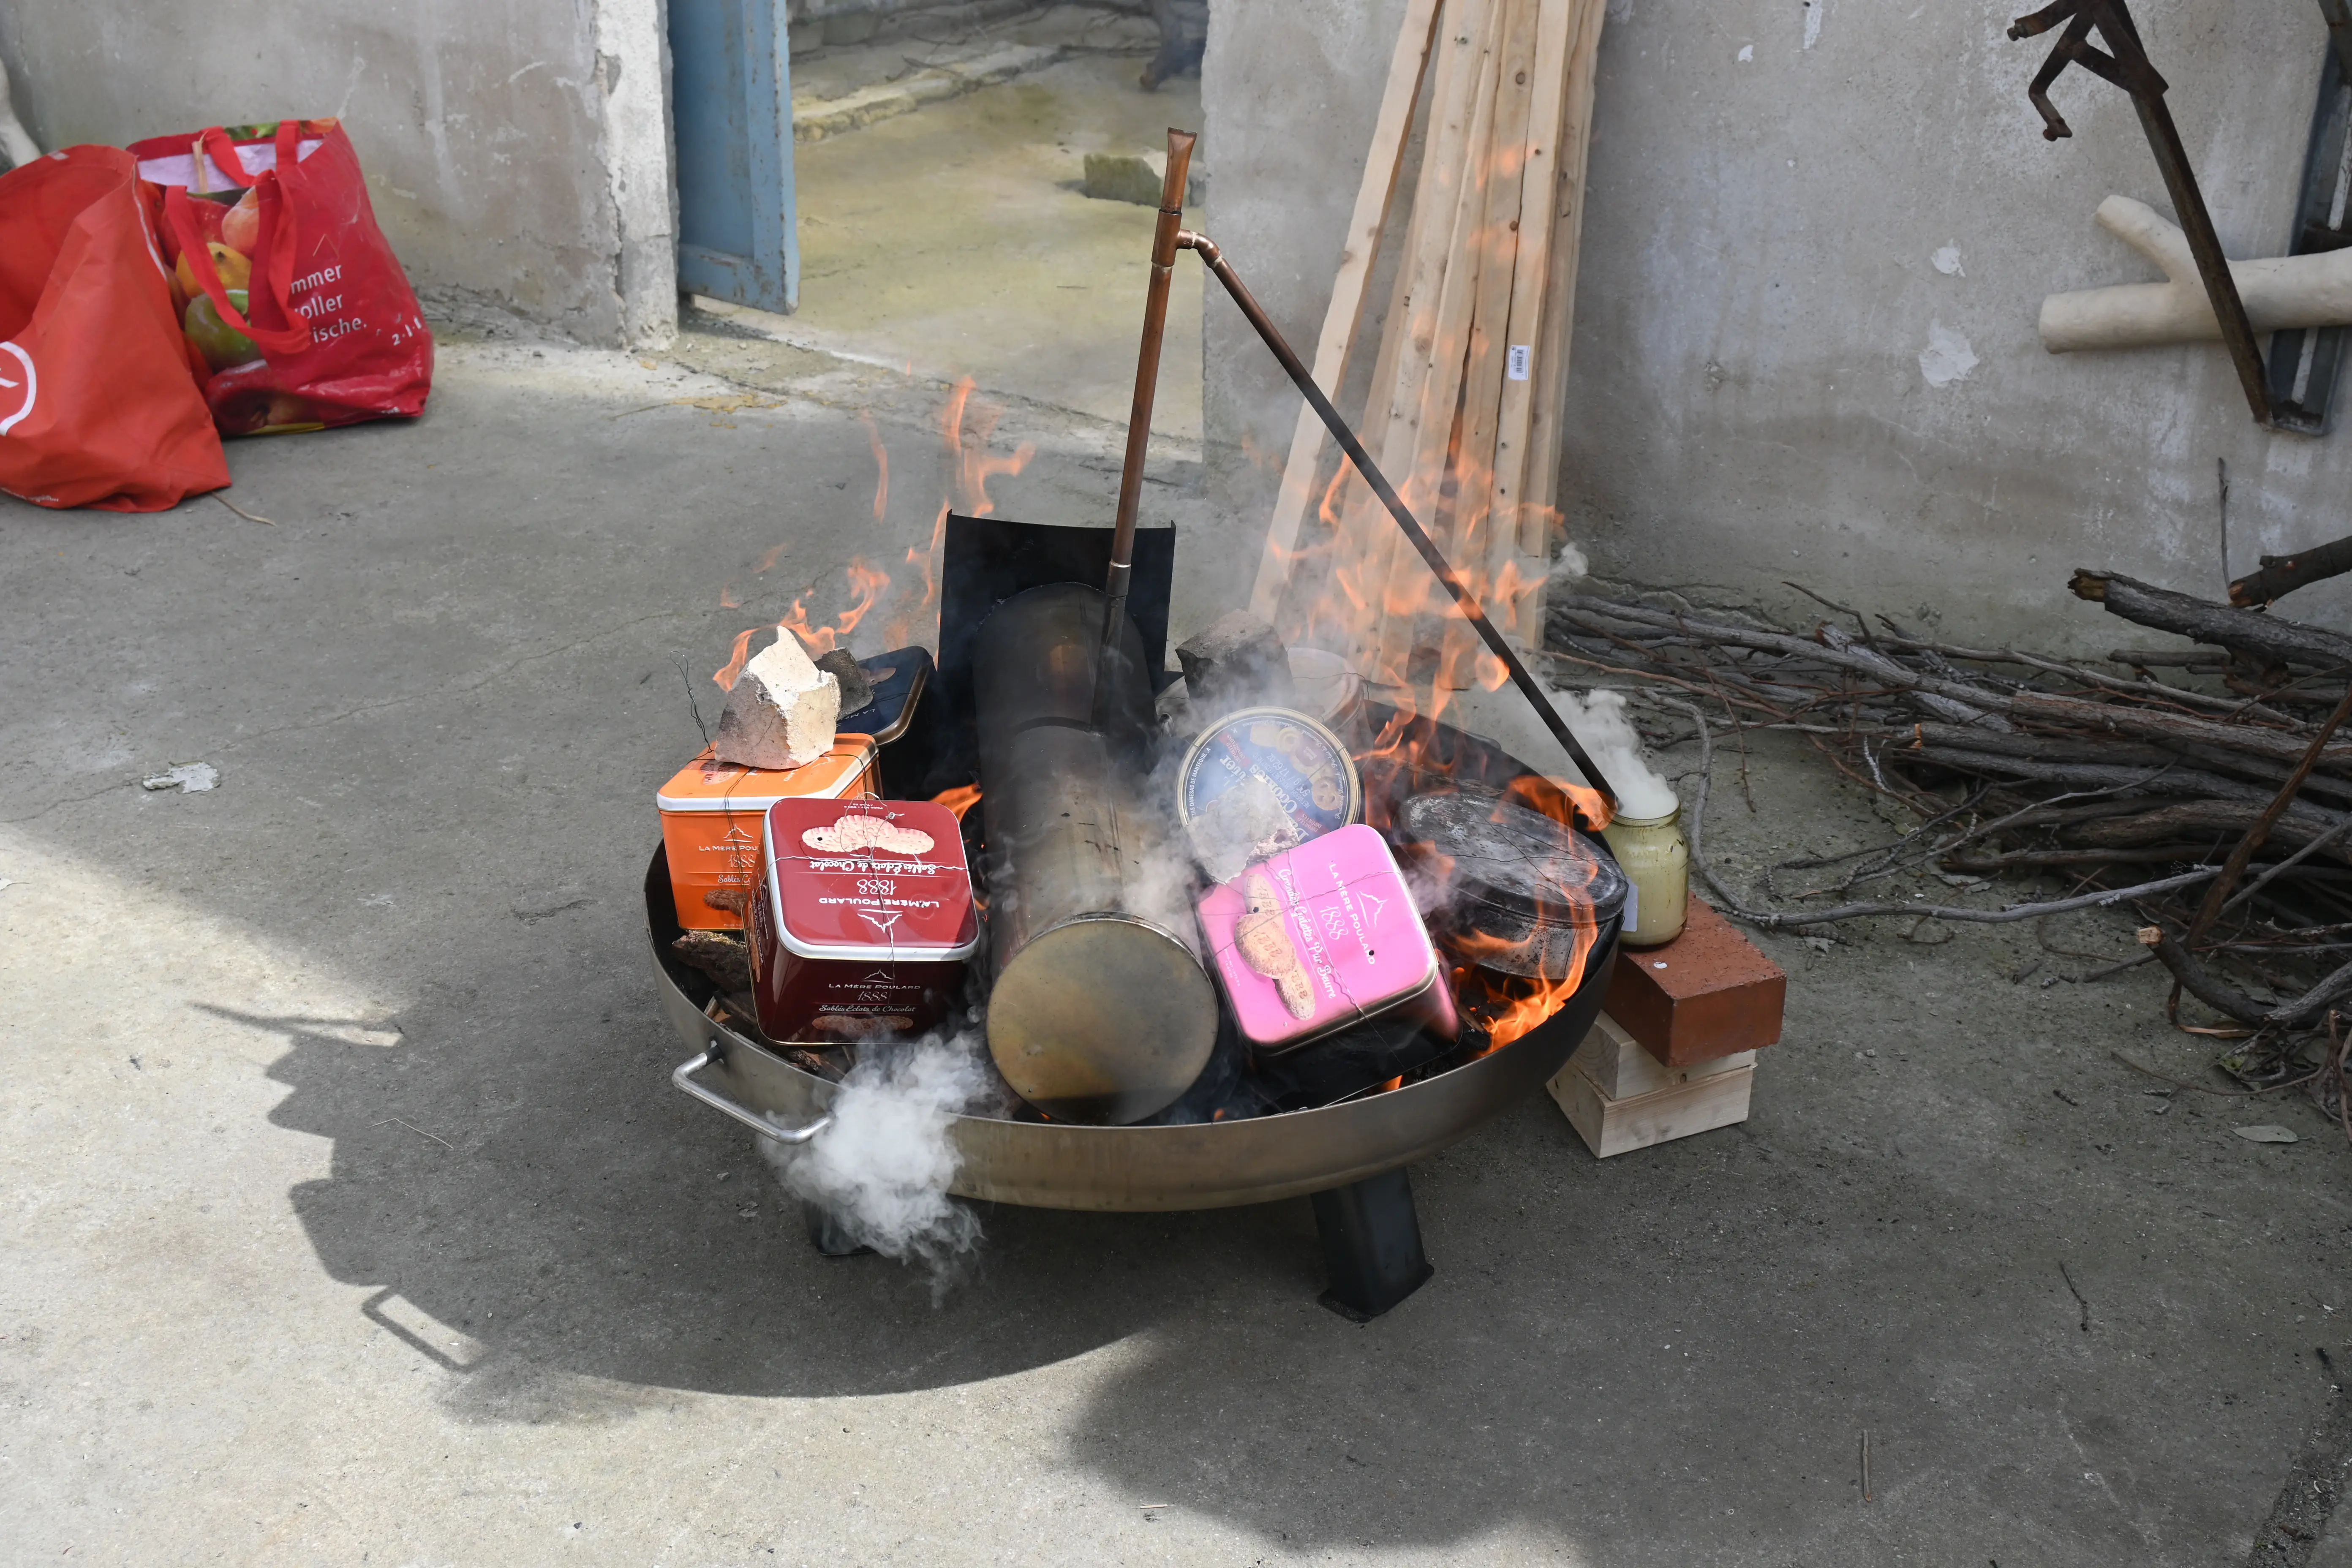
<box><xmin>1201</xmin><ymin>0</ymin><xmax>2352</xmax><ymax>642</ymax></box>
<box><xmin>0</xmin><ymin>0</ymin><xmax>677</xmax><ymax>346</ymax></box>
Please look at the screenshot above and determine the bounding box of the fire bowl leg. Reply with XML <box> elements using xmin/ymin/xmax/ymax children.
<box><xmin>802</xmin><ymin>1201</ymin><xmax>872</xmax><ymax>1258</ymax></box>
<box><xmin>1311</xmin><ymin>1167</ymin><xmax>1433</xmax><ymax>1321</ymax></box>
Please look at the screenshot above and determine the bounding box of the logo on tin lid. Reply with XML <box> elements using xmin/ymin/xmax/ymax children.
<box><xmin>1361</xmin><ymin>890</ymin><xmax>1388</xmax><ymax>930</ymax></box>
<box><xmin>804</xmin><ymin>813</ymin><xmax>935</xmax><ymax>857</ymax></box>
<box><xmin>858</xmin><ymin>909</ymin><xmax>905</xmax><ymax>937</ymax></box>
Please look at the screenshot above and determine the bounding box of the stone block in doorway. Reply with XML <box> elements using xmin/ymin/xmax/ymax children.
<box><xmin>1081</xmin><ymin>152</ymin><xmax>1209</xmax><ymax>209</ymax></box>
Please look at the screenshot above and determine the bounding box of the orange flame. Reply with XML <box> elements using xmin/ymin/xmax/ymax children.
<box><xmin>930</xmin><ymin>783</ymin><xmax>981</xmax><ymax>822</ymax></box>
<box><xmin>942</xmin><ymin>376</ymin><xmax>1034</xmax><ymax>518</ymax></box>
<box><xmin>1443</xmin><ymin>776</ymin><xmax>1612</xmax><ymax>1049</ymax></box>
<box><xmin>1451</xmin><ymin>949</ymin><xmax>1587</xmax><ymax>1050</ymax></box>
<box><xmin>713</xmin><ymin>626</ymin><xmax>758</xmax><ymax>691</ymax></box>
<box><xmin>860</xmin><ymin>411</ymin><xmax>890</xmax><ymax>523</ymax></box>
<box><xmin>1505</xmin><ymin>771</ymin><xmax>1613</xmax><ymax>835</ymax></box>
<box><xmin>780</xmin><ymin>558</ymin><xmax>890</xmax><ymax>656</ymax></box>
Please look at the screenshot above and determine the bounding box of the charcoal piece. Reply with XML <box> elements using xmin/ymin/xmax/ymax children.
<box><xmin>672</xmin><ymin>929</ymin><xmax>753</xmax><ymax>993</ymax></box>
<box><xmin>1248</xmin><ymin>1008</ymin><xmax>1466</xmax><ymax>1112</ymax></box>
<box><xmin>814</xmin><ymin>648</ymin><xmax>875</xmax><ymax>715</ymax></box>
<box><xmin>1177</xmin><ymin>611</ymin><xmax>1293</xmax><ymax>720</ymax></box>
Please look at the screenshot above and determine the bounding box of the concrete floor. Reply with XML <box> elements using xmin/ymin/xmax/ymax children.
<box><xmin>720</xmin><ymin>47</ymin><xmax>1204</xmax><ymax>440</ymax></box>
<box><xmin>5</xmin><ymin>329</ymin><xmax>2350</xmax><ymax>1566</ymax></box>
<box><xmin>5</xmin><ymin>58</ymin><xmax>2352</xmax><ymax>1568</ymax></box>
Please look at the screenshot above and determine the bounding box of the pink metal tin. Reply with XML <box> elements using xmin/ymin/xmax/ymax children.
<box><xmin>1195</xmin><ymin>823</ymin><xmax>1458</xmax><ymax>1056</ymax></box>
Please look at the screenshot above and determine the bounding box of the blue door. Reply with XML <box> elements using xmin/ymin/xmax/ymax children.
<box><xmin>670</xmin><ymin>0</ymin><xmax>798</xmax><ymax>314</ymax></box>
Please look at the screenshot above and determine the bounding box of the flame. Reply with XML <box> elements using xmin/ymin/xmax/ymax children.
<box><xmin>1504</xmin><ymin>771</ymin><xmax>1612</xmax><ymax>835</ymax></box>
<box><xmin>942</xmin><ymin>376</ymin><xmax>1034</xmax><ymax>517</ymax></box>
<box><xmin>756</xmin><ymin>541</ymin><xmax>789</xmax><ymax>575</ymax></box>
<box><xmin>713</xmin><ymin>626</ymin><xmax>758</xmax><ymax>691</ymax></box>
<box><xmin>780</xmin><ymin>558</ymin><xmax>890</xmax><ymax>656</ymax></box>
<box><xmin>884</xmin><ymin>502</ymin><xmax>950</xmax><ymax>651</ymax></box>
<box><xmin>860</xmin><ymin>411</ymin><xmax>890</xmax><ymax>523</ymax></box>
<box><xmin>1441</xmin><ymin>778</ymin><xmax>1611</xmax><ymax>1049</ymax></box>
<box><xmin>930</xmin><ymin>783</ymin><xmax>981</xmax><ymax>822</ymax></box>
<box><xmin>1358</xmin><ymin>705</ymin><xmax>1614</xmax><ymax>1051</ymax></box>
<box><xmin>1260</xmin><ymin>79</ymin><xmax>1582</xmax><ymax>734</ymax></box>
<box><xmin>1451</xmin><ymin>951</ymin><xmax>1586</xmax><ymax>1050</ymax></box>
<box><xmin>719</xmin><ymin>583</ymin><xmax>743</xmax><ymax>610</ymax></box>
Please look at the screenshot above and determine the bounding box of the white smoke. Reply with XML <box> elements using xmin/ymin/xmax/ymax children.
<box><xmin>1552</xmin><ymin>687</ymin><xmax>1678</xmax><ymax>819</ymax></box>
<box><xmin>760</xmin><ymin>1033</ymin><xmax>991</xmax><ymax>1293</ymax></box>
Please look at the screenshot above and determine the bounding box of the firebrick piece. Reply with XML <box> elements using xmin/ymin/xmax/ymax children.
<box><xmin>1177</xmin><ymin>611</ymin><xmax>1294</xmax><ymax>719</ymax></box>
<box><xmin>714</xmin><ymin>631</ymin><xmax>839</xmax><ymax>770</ymax></box>
<box><xmin>800</xmin><ymin>813</ymin><xmax>936</xmax><ymax>858</ymax></box>
<box><xmin>813</xmin><ymin>648</ymin><xmax>875</xmax><ymax>715</ymax></box>
<box><xmin>1606</xmin><ymin>898</ymin><xmax>1785</xmax><ymax>1067</ymax></box>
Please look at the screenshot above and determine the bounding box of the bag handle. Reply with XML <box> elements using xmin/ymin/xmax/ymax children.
<box><xmin>194</xmin><ymin>120</ymin><xmax>305</xmax><ymax>191</ymax></box>
<box><xmin>165</xmin><ymin>171</ymin><xmax>316</xmax><ymax>357</ymax></box>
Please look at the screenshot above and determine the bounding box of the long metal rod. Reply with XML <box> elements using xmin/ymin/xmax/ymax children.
<box><xmin>2131</xmin><ymin>92</ymin><xmax>2274</xmax><ymax>426</ymax></box>
<box><xmin>1176</xmin><ymin>229</ymin><xmax>1619</xmax><ymax>817</ymax></box>
<box><xmin>1102</xmin><ymin>128</ymin><xmax>1198</xmax><ymax>676</ymax></box>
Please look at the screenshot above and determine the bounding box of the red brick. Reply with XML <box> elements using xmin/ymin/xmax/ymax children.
<box><xmin>1608</xmin><ymin>897</ymin><xmax>1785</xmax><ymax>1067</ymax></box>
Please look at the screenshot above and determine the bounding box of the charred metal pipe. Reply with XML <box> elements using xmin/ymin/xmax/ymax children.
<box><xmin>1101</xmin><ymin>128</ymin><xmax>1198</xmax><ymax>707</ymax></box>
<box><xmin>972</xmin><ymin>583</ymin><xmax>1220</xmax><ymax>1125</ymax></box>
<box><xmin>1175</xmin><ymin>228</ymin><xmax>1619</xmax><ymax>819</ymax></box>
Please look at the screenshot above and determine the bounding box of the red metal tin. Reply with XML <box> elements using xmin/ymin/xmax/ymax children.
<box><xmin>748</xmin><ymin>797</ymin><xmax>979</xmax><ymax>1044</ymax></box>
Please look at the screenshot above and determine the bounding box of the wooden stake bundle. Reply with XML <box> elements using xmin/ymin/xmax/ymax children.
<box><xmin>1256</xmin><ymin>0</ymin><xmax>1607</xmax><ymax>691</ymax></box>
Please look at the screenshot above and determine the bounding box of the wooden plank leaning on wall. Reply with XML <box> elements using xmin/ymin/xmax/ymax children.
<box><xmin>1251</xmin><ymin>0</ymin><xmax>1609</xmax><ymax>690</ymax></box>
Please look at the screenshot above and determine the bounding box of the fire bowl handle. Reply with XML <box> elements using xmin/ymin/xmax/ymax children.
<box><xmin>672</xmin><ymin>1044</ymin><xmax>834</xmax><ymax>1145</ymax></box>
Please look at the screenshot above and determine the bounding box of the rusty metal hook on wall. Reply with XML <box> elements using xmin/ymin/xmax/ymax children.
<box><xmin>2005</xmin><ymin>0</ymin><xmax>2290</xmax><ymax>427</ymax></box>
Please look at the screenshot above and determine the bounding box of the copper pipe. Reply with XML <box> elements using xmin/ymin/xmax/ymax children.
<box><xmin>1100</xmin><ymin>128</ymin><xmax>1197</xmax><ymax>684</ymax></box>
<box><xmin>1177</xmin><ymin>228</ymin><xmax>1618</xmax><ymax>817</ymax></box>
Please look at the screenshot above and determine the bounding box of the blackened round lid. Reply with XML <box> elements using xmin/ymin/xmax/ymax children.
<box><xmin>1396</xmin><ymin>784</ymin><xmax>1628</xmax><ymax>928</ymax></box>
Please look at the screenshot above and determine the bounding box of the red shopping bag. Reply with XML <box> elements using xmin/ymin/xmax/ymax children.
<box><xmin>129</xmin><ymin>119</ymin><xmax>432</xmax><ymax>436</ymax></box>
<box><xmin>0</xmin><ymin>146</ymin><xmax>230</xmax><ymax>512</ymax></box>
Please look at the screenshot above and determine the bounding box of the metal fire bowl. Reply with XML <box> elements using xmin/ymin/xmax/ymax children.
<box><xmin>648</xmin><ymin>855</ymin><xmax>1619</xmax><ymax>1214</ymax></box>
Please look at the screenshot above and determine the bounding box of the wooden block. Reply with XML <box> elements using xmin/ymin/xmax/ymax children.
<box><xmin>1548</xmin><ymin>1055</ymin><xmax>1755</xmax><ymax>1159</ymax></box>
<box><xmin>1573</xmin><ymin>1011</ymin><xmax>1753</xmax><ymax>1099</ymax></box>
<box><xmin>1608</xmin><ymin>897</ymin><xmax>1785</xmax><ymax>1068</ymax></box>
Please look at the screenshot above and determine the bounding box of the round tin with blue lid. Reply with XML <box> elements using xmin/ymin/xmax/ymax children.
<box><xmin>1177</xmin><ymin>705</ymin><xmax>1362</xmax><ymax>849</ymax></box>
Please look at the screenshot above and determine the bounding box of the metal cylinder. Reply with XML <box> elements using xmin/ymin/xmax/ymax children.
<box><xmin>972</xmin><ymin>583</ymin><xmax>1219</xmax><ymax>1124</ymax></box>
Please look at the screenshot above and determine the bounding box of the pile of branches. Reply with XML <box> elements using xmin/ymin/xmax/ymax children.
<box><xmin>1544</xmin><ymin>566</ymin><xmax>2352</xmax><ymax>1132</ymax></box>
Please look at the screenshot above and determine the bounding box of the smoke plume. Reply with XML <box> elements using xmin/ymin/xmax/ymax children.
<box><xmin>760</xmin><ymin>1034</ymin><xmax>991</xmax><ymax>1293</ymax></box>
<box><xmin>1552</xmin><ymin>687</ymin><xmax>1677</xmax><ymax>818</ymax></box>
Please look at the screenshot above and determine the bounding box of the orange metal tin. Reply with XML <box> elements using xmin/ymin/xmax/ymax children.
<box><xmin>656</xmin><ymin>739</ymin><xmax>879</xmax><ymax>930</ymax></box>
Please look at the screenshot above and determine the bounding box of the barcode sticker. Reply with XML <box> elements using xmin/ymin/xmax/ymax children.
<box><xmin>1507</xmin><ymin>345</ymin><xmax>1532</xmax><ymax>380</ymax></box>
